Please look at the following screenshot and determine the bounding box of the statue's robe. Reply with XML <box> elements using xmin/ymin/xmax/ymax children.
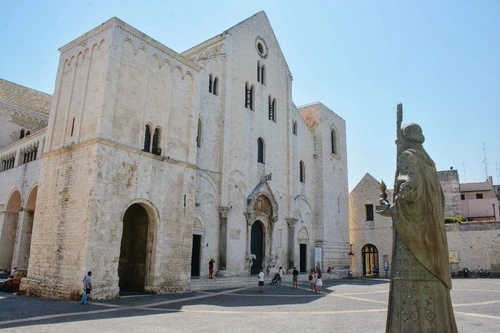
<box><xmin>388</xmin><ymin>147</ymin><xmax>458</xmax><ymax>333</ymax></box>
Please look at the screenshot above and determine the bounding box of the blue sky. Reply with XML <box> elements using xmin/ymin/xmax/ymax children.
<box><xmin>1</xmin><ymin>0</ymin><xmax>499</xmax><ymax>190</ymax></box>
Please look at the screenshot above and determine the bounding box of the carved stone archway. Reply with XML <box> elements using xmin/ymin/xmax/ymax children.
<box><xmin>244</xmin><ymin>179</ymin><xmax>279</xmax><ymax>274</ymax></box>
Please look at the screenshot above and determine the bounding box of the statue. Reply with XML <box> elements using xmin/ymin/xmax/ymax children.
<box><xmin>377</xmin><ymin>104</ymin><xmax>458</xmax><ymax>332</ymax></box>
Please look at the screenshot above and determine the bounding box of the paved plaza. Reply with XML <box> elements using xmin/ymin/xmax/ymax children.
<box><xmin>1</xmin><ymin>278</ymin><xmax>499</xmax><ymax>332</ymax></box>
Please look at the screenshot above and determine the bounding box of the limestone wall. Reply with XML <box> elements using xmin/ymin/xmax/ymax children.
<box><xmin>438</xmin><ymin>170</ymin><xmax>462</xmax><ymax>217</ymax></box>
<box><xmin>446</xmin><ymin>222</ymin><xmax>500</xmax><ymax>272</ymax></box>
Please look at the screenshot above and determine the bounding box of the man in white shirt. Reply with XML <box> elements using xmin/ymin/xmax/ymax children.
<box><xmin>80</xmin><ymin>271</ymin><xmax>93</xmax><ymax>305</ymax></box>
<box><xmin>258</xmin><ymin>268</ymin><xmax>265</xmax><ymax>293</ymax></box>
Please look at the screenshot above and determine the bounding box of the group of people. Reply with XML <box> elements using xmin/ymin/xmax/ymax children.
<box><xmin>308</xmin><ymin>269</ymin><xmax>323</xmax><ymax>292</ymax></box>
<box><xmin>258</xmin><ymin>266</ymin><xmax>306</xmax><ymax>293</ymax></box>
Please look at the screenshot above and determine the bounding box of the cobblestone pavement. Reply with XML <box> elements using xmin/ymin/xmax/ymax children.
<box><xmin>0</xmin><ymin>278</ymin><xmax>499</xmax><ymax>332</ymax></box>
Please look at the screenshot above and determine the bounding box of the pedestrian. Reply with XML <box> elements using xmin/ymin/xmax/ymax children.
<box><xmin>315</xmin><ymin>273</ymin><xmax>323</xmax><ymax>293</ymax></box>
<box><xmin>292</xmin><ymin>267</ymin><xmax>299</xmax><ymax>288</ymax></box>
<box><xmin>278</xmin><ymin>266</ymin><xmax>284</xmax><ymax>284</ymax></box>
<box><xmin>80</xmin><ymin>271</ymin><xmax>92</xmax><ymax>305</ymax></box>
<box><xmin>208</xmin><ymin>258</ymin><xmax>215</xmax><ymax>279</ymax></box>
<box><xmin>258</xmin><ymin>268</ymin><xmax>265</xmax><ymax>293</ymax></box>
<box><xmin>308</xmin><ymin>269</ymin><xmax>315</xmax><ymax>292</ymax></box>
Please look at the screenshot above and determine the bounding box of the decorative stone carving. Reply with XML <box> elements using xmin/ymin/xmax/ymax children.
<box><xmin>286</xmin><ymin>218</ymin><xmax>297</xmax><ymax>227</ymax></box>
<box><xmin>219</xmin><ymin>206</ymin><xmax>232</xmax><ymax>219</ymax></box>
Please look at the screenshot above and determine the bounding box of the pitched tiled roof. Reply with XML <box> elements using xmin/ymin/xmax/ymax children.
<box><xmin>0</xmin><ymin>78</ymin><xmax>52</xmax><ymax>113</ymax></box>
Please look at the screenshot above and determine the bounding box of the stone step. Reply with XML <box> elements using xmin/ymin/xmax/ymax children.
<box><xmin>189</xmin><ymin>273</ymin><xmax>342</xmax><ymax>291</ymax></box>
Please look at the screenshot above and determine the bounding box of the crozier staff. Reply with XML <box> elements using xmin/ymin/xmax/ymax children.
<box><xmin>377</xmin><ymin>121</ymin><xmax>457</xmax><ymax>332</ymax></box>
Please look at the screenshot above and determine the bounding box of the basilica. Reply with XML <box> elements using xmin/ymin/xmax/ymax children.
<box><xmin>0</xmin><ymin>12</ymin><xmax>349</xmax><ymax>299</ymax></box>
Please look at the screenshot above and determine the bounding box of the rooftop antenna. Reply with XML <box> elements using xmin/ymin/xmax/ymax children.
<box><xmin>482</xmin><ymin>142</ymin><xmax>489</xmax><ymax>180</ymax></box>
<box><xmin>496</xmin><ymin>162</ymin><xmax>499</xmax><ymax>185</ymax></box>
<box><xmin>462</xmin><ymin>159</ymin><xmax>467</xmax><ymax>182</ymax></box>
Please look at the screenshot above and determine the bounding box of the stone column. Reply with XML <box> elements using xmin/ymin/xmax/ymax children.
<box><xmin>268</xmin><ymin>216</ymin><xmax>278</xmax><ymax>259</ymax></box>
<box><xmin>286</xmin><ymin>218</ymin><xmax>298</xmax><ymax>269</ymax></box>
<box><xmin>244</xmin><ymin>212</ymin><xmax>254</xmax><ymax>275</ymax></box>
<box><xmin>14</xmin><ymin>149</ymin><xmax>21</xmax><ymax>167</ymax></box>
<box><xmin>244</xmin><ymin>212</ymin><xmax>252</xmax><ymax>256</ymax></box>
<box><xmin>11</xmin><ymin>209</ymin><xmax>33</xmax><ymax>270</ymax></box>
<box><xmin>217</xmin><ymin>206</ymin><xmax>231</xmax><ymax>272</ymax></box>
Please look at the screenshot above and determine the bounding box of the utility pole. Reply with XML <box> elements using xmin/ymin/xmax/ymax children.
<box><xmin>462</xmin><ymin>159</ymin><xmax>467</xmax><ymax>182</ymax></box>
<box><xmin>482</xmin><ymin>142</ymin><xmax>489</xmax><ymax>180</ymax></box>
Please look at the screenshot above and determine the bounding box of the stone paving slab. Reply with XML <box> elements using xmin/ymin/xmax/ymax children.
<box><xmin>0</xmin><ymin>278</ymin><xmax>499</xmax><ymax>332</ymax></box>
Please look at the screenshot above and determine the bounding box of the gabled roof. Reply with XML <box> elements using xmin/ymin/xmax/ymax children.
<box><xmin>182</xmin><ymin>11</ymin><xmax>291</xmax><ymax>76</ymax></box>
<box><xmin>0</xmin><ymin>78</ymin><xmax>52</xmax><ymax>114</ymax></box>
<box><xmin>350</xmin><ymin>173</ymin><xmax>382</xmax><ymax>194</ymax></box>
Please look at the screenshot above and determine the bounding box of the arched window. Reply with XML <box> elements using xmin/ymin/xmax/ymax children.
<box><xmin>299</xmin><ymin>161</ymin><xmax>305</xmax><ymax>183</ymax></box>
<box><xmin>209</xmin><ymin>74</ymin><xmax>219</xmax><ymax>95</ymax></box>
<box><xmin>268</xmin><ymin>96</ymin><xmax>276</xmax><ymax>122</ymax></box>
<box><xmin>152</xmin><ymin>127</ymin><xmax>161</xmax><ymax>155</ymax></box>
<box><xmin>261</xmin><ymin>65</ymin><xmax>265</xmax><ymax>85</ymax></box>
<box><xmin>213</xmin><ymin>77</ymin><xmax>218</xmax><ymax>96</ymax></box>
<box><xmin>143</xmin><ymin>125</ymin><xmax>151</xmax><ymax>152</ymax></box>
<box><xmin>196</xmin><ymin>118</ymin><xmax>202</xmax><ymax>148</ymax></box>
<box><xmin>26</xmin><ymin>131</ymin><xmax>30</xmax><ymax>136</ymax></box>
<box><xmin>19</xmin><ymin>129</ymin><xmax>25</xmax><ymax>139</ymax></box>
<box><xmin>245</xmin><ymin>82</ymin><xmax>254</xmax><ymax>110</ymax></box>
<box><xmin>331</xmin><ymin>129</ymin><xmax>337</xmax><ymax>154</ymax></box>
<box><xmin>361</xmin><ymin>244</ymin><xmax>379</xmax><ymax>276</ymax></box>
<box><xmin>292</xmin><ymin>120</ymin><xmax>297</xmax><ymax>135</ymax></box>
<box><xmin>257</xmin><ymin>137</ymin><xmax>265</xmax><ymax>164</ymax></box>
<box><xmin>257</xmin><ymin>61</ymin><xmax>265</xmax><ymax>84</ymax></box>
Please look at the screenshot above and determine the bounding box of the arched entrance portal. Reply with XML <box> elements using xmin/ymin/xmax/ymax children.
<box><xmin>119</xmin><ymin>204</ymin><xmax>151</xmax><ymax>292</ymax></box>
<box><xmin>362</xmin><ymin>244</ymin><xmax>379</xmax><ymax>277</ymax></box>
<box><xmin>250</xmin><ymin>221</ymin><xmax>264</xmax><ymax>275</ymax></box>
<box><xmin>0</xmin><ymin>190</ymin><xmax>21</xmax><ymax>270</ymax></box>
<box><xmin>14</xmin><ymin>186</ymin><xmax>37</xmax><ymax>270</ymax></box>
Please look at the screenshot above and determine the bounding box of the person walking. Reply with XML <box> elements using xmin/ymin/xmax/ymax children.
<box><xmin>292</xmin><ymin>267</ymin><xmax>299</xmax><ymax>288</ymax></box>
<box><xmin>278</xmin><ymin>266</ymin><xmax>285</xmax><ymax>284</ymax></box>
<box><xmin>80</xmin><ymin>271</ymin><xmax>92</xmax><ymax>305</ymax></box>
<box><xmin>308</xmin><ymin>269</ymin><xmax>316</xmax><ymax>292</ymax></box>
<box><xmin>258</xmin><ymin>268</ymin><xmax>265</xmax><ymax>293</ymax></box>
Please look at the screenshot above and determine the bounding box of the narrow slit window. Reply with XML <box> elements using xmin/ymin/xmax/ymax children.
<box><xmin>299</xmin><ymin>161</ymin><xmax>305</xmax><ymax>183</ymax></box>
<box><xmin>331</xmin><ymin>129</ymin><xmax>337</xmax><ymax>154</ymax></box>
<box><xmin>196</xmin><ymin>118</ymin><xmax>202</xmax><ymax>148</ymax></box>
<box><xmin>144</xmin><ymin>125</ymin><xmax>151</xmax><ymax>152</ymax></box>
<box><xmin>257</xmin><ymin>138</ymin><xmax>265</xmax><ymax>164</ymax></box>
<box><xmin>268</xmin><ymin>97</ymin><xmax>276</xmax><ymax>122</ymax></box>
<box><xmin>152</xmin><ymin>127</ymin><xmax>161</xmax><ymax>155</ymax></box>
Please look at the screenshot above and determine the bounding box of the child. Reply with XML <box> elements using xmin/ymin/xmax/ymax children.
<box><xmin>315</xmin><ymin>273</ymin><xmax>323</xmax><ymax>293</ymax></box>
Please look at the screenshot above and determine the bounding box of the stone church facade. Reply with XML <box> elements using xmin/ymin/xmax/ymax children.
<box><xmin>0</xmin><ymin>12</ymin><xmax>349</xmax><ymax>299</ymax></box>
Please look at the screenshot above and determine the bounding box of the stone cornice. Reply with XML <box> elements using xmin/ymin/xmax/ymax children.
<box><xmin>0</xmin><ymin>101</ymin><xmax>50</xmax><ymax>123</ymax></box>
<box><xmin>60</xmin><ymin>17</ymin><xmax>202</xmax><ymax>73</ymax></box>
<box><xmin>115</xmin><ymin>24</ymin><xmax>202</xmax><ymax>72</ymax></box>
